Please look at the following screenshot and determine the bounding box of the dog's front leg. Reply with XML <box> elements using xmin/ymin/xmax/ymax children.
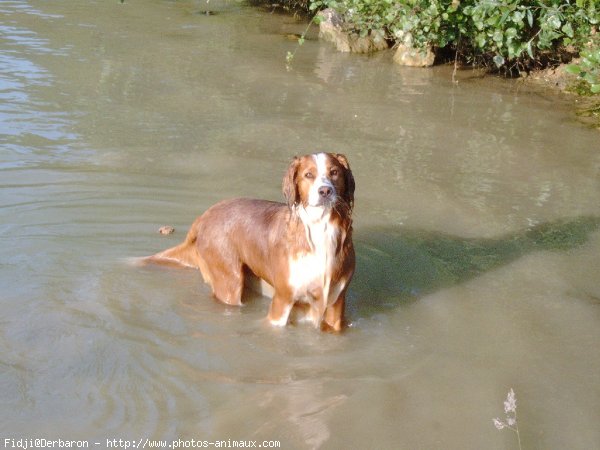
<box><xmin>322</xmin><ymin>294</ymin><xmax>346</xmax><ymax>332</ymax></box>
<box><xmin>267</xmin><ymin>293</ymin><xmax>294</xmax><ymax>327</ymax></box>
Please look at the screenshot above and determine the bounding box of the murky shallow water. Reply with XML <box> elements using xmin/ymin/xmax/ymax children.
<box><xmin>1</xmin><ymin>1</ymin><xmax>599</xmax><ymax>448</ymax></box>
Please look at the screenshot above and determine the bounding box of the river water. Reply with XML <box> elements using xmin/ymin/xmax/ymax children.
<box><xmin>1</xmin><ymin>1</ymin><xmax>599</xmax><ymax>449</ymax></box>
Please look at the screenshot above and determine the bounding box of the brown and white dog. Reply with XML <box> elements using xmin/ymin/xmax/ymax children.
<box><xmin>144</xmin><ymin>153</ymin><xmax>355</xmax><ymax>331</ymax></box>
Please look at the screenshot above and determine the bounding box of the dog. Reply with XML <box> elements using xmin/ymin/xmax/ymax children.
<box><xmin>143</xmin><ymin>152</ymin><xmax>355</xmax><ymax>331</ymax></box>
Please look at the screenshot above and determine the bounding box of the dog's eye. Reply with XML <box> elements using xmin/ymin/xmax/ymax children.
<box><xmin>304</xmin><ymin>172</ymin><xmax>314</xmax><ymax>179</ymax></box>
<box><xmin>330</xmin><ymin>169</ymin><xmax>339</xmax><ymax>177</ymax></box>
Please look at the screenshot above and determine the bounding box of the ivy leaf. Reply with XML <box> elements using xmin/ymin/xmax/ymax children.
<box><xmin>561</xmin><ymin>23</ymin><xmax>574</xmax><ymax>38</ymax></box>
<box><xmin>493</xmin><ymin>54</ymin><xmax>505</xmax><ymax>67</ymax></box>
<box><xmin>526</xmin><ymin>40</ymin><xmax>534</xmax><ymax>59</ymax></box>
<box><xmin>512</xmin><ymin>10</ymin><xmax>524</xmax><ymax>25</ymax></box>
<box><xmin>526</xmin><ymin>9</ymin><xmax>533</xmax><ymax>27</ymax></box>
<box><xmin>493</xmin><ymin>30</ymin><xmax>503</xmax><ymax>44</ymax></box>
<box><xmin>548</xmin><ymin>14</ymin><xmax>562</xmax><ymax>30</ymax></box>
<box><xmin>583</xmin><ymin>72</ymin><xmax>596</xmax><ymax>84</ymax></box>
<box><xmin>476</xmin><ymin>33</ymin><xmax>487</xmax><ymax>49</ymax></box>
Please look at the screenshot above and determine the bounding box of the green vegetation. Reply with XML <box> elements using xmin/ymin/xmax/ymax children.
<box><xmin>307</xmin><ymin>0</ymin><xmax>599</xmax><ymax>77</ymax></box>
<box><xmin>566</xmin><ymin>35</ymin><xmax>600</xmax><ymax>94</ymax></box>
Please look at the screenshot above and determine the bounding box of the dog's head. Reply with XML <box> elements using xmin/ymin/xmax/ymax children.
<box><xmin>283</xmin><ymin>153</ymin><xmax>354</xmax><ymax>212</ymax></box>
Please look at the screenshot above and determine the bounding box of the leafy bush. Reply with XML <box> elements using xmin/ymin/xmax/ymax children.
<box><xmin>566</xmin><ymin>38</ymin><xmax>600</xmax><ymax>94</ymax></box>
<box><xmin>309</xmin><ymin>0</ymin><xmax>599</xmax><ymax>74</ymax></box>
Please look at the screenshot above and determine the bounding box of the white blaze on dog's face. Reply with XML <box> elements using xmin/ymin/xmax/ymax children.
<box><xmin>296</xmin><ymin>153</ymin><xmax>346</xmax><ymax>208</ymax></box>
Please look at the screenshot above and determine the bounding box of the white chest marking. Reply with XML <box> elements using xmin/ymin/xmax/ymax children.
<box><xmin>288</xmin><ymin>209</ymin><xmax>345</xmax><ymax>310</ymax></box>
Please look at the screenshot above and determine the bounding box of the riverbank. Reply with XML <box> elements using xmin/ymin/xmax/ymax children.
<box><xmin>258</xmin><ymin>0</ymin><xmax>599</xmax><ymax>129</ymax></box>
<box><xmin>520</xmin><ymin>64</ymin><xmax>600</xmax><ymax>129</ymax></box>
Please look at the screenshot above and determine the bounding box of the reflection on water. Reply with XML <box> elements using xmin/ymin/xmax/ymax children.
<box><xmin>1</xmin><ymin>0</ymin><xmax>599</xmax><ymax>449</ymax></box>
<box><xmin>0</xmin><ymin>7</ymin><xmax>78</xmax><ymax>171</ymax></box>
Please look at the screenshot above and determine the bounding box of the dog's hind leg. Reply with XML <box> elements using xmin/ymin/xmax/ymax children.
<box><xmin>200</xmin><ymin>258</ymin><xmax>244</xmax><ymax>306</ymax></box>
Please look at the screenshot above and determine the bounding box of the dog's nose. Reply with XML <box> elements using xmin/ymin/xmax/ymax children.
<box><xmin>318</xmin><ymin>186</ymin><xmax>333</xmax><ymax>199</ymax></box>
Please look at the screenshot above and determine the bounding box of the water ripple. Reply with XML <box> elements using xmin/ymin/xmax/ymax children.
<box><xmin>0</xmin><ymin>19</ymin><xmax>79</xmax><ymax>166</ymax></box>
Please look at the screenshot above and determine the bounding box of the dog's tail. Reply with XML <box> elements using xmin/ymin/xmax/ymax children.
<box><xmin>134</xmin><ymin>225</ymin><xmax>202</xmax><ymax>269</ymax></box>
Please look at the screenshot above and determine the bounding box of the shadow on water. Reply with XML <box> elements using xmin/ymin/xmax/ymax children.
<box><xmin>349</xmin><ymin>216</ymin><xmax>600</xmax><ymax>317</ymax></box>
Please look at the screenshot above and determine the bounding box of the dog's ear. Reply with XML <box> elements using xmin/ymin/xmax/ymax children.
<box><xmin>282</xmin><ymin>156</ymin><xmax>300</xmax><ymax>208</ymax></box>
<box><xmin>335</xmin><ymin>153</ymin><xmax>355</xmax><ymax>210</ymax></box>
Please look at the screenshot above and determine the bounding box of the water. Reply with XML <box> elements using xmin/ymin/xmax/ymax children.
<box><xmin>1</xmin><ymin>0</ymin><xmax>599</xmax><ymax>448</ymax></box>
